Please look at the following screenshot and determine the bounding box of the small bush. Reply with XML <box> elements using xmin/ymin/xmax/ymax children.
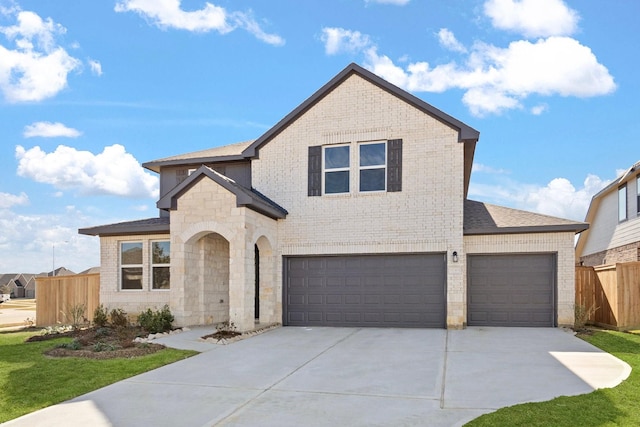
<box><xmin>92</xmin><ymin>342</ymin><xmax>119</xmax><ymax>352</ymax></box>
<box><xmin>575</xmin><ymin>303</ymin><xmax>598</xmax><ymax>330</ymax></box>
<box><xmin>95</xmin><ymin>327</ymin><xmax>111</xmax><ymax>338</ymax></box>
<box><xmin>93</xmin><ymin>305</ymin><xmax>109</xmax><ymax>327</ymax></box>
<box><xmin>109</xmin><ymin>308</ymin><xmax>129</xmax><ymax>329</ymax></box>
<box><xmin>138</xmin><ymin>305</ymin><xmax>174</xmax><ymax>334</ymax></box>
<box><xmin>58</xmin><ymin>339</ymin><xmax>82</xmax><ymax>350</ymax></box>
<box><xmin>61</xmin><ymin>303</ymin><xmax>87</xmax><ymax>330</ymax></box>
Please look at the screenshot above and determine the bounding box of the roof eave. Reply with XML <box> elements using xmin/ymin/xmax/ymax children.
<box><xmin>78</xmin><ymin>223</ymin><xmax>170</xmax><ymax>237</ymax></box>
<box><xmin>464</xmin><ymin>223</ymin><xmax>589</xmax><ymax>236</ymax></box>
<box><xmin>143</xmin><ymin>155</ymin><xmax>247</xmax><ymax>173</ymax></box>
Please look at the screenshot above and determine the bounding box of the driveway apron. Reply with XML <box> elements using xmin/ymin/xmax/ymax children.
<box><xmin>1</xmin><ymin>327</ymin><xmax>630</xmax><ymax>427</ymax></box>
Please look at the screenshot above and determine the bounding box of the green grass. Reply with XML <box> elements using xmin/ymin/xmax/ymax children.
<box><xmin>0</xmin><ymin>330</ymin><xmax>198</xmax><ymax>423</ymax></box>
<box><xmin>466</xmin><ymin>330</ymin><xmax>640</xmax><ymax>426</ymax></box>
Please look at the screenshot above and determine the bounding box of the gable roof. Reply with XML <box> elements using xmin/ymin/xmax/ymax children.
<box><xmin>143</xmin><ymin>140</ymin><xmax>254</xmax><ymax>173</ymax></box>
<box><xmin>464</xmin><ymin>199</ymin><xmax>588</xmax><ymax>235</ymax></box>
<box><xmin>575</xmin><ymin>159</ymin><xmax>640</xmax><ymax>256</ymax></box>
<box><xmin>241</xmin><ymin>63</ymin><xmax>479</xmax><ymax>159</ymax></box>
<box><xmin>157</xmin><ymin>165</ymin><xmax>287</xmax><ymax>220</ymax></box>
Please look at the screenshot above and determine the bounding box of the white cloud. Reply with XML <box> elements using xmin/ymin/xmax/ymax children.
<box><xmin>0</xmin><ymin>9</ymin><xmax>82</xmax><ymax>102</ymax></box>
<box><xmin>530</xmin><ymin>103</ymin><xmax>548</xmax><ymax>115</ymax></box>
<box><xmin>0</xmin><ymin>191</ymin><xmax>29</xmax><ymax>209</ymax></box>
<box><xmin>472</xmin><ymin>163</ymin><xmax>510</xmax><ymax>174</ymax></box>
<box><xmin>321</xmin><ymin>27</ymin><xmax>372</xmax><ymax>56</ymax></box>
<box><xmin>437</xmin><ymin>28</ymin><xmax>467</xmax><ymax>53</ymax></box>
<box><xmin>0</xmin><ymin>206</ymin><xmax>100</xmax><ymax>272</ymax></box>
<box><xmin>484</xmin><ymin>0</ymin><xmax>579</xmax><ymax>38</ymax></box>
<box><xmin>115</xmin><ymin>0</ymin><xmax>284</xmax><ymax>46</ymax></box>
<box><xmin>23</xmin><ymin>121</ymin><xmax>82</xmax><ymax>138</ymax></box>
<box><xmin>15</xmin><ymin>144</ymin><xmax>159</xmax><ymax>198</ymax></box>
<box><xmin>469</xmin><ymin>173</ymin><xmax>609</xmax><ymax>221</ymax></box>
<box><xmin>358</xmin><ymin>34</ymin><xmax>615</xmax><ymax>116</ymax></box>
<box><xmin>88</xmin><ymin>59</ymin><xmax>102</xmax><ymax>76</ymax></box>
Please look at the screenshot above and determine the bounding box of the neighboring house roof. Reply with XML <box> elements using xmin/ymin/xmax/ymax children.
<box><xmin>79</xmin><ymin>217</ymin><xmax>171</xmax><ymax>237</ymax></box>
<box><xmin>464</xmin><ymin>200</ymin><xmax>589</xmax><ymax>235</ymax></box>
<box><xmin>157</xmin><ymin>165</ymin><xmax>288</xmax><ymax>219</ymax></box>
<box><xmin>575</xmin><ymin>159</ymin><xmax>640</xmax><ymax>257</ymax></box>
<box><xmin>143</xmin><ymin>140</ymin><xmax>254</xmax><ymax>173</ymax></box>
<box><xmin>79</xmin><ymin>267</ymin><xmax>100</xmax><ymax>275</ymax></box>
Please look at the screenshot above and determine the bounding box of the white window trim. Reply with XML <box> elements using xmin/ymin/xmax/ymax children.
<box><xmin>636</xmin><ymin>175</ymin><xmax>640</xmax><ymax>216</ymax></box>
<box><xmin>150</xmin><ymin>240</ymin><xmax>171</xmax><ymax>291</ymax></box>
<box><xmin>322</xmin><ymin>144</ymin><xmax>350</xmax><ymax>195</ymax></box>
<box><xmin>618</xmin><ymin>185</ymin><xmax>628</xmax><ymax>222</ymax></box>
<box><xmin>358</xmin><ymin>141</ymin><xmax>387</xmax><ymax>193</ymax></box>
<box><xmin>120</xmin><ymin>241</ymin><xmax>144</xmax><ymax>291</ymax></box>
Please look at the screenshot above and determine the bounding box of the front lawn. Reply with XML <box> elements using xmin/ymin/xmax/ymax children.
<box><xmin>0</xmin><ymin>329</ymin><xmax>197</xmax><ymax>423</ymax></box>
<box><xmin>466</xmin><ymin>330</ymin><xmax>640</xmax><ymax>426</ymax></box>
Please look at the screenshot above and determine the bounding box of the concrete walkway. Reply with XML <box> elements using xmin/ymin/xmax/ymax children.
<box><xmin>2</xmin><ymin>327</ymin><xmax>631</xmax><ymax>427</ymax></box>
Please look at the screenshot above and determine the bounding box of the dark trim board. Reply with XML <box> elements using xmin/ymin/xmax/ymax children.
<box><xmin>467</xmin><ymin>253</ymin><xmax>557</xmax><ymax>327</ymax></box>
<box><xmin>283</xmin><ymin>253</ymin><xmax>447</xmax><ymax>328</ymax></box>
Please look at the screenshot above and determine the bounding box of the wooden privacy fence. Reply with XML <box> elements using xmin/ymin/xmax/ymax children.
<box><xmin>35</xmin><ymin>273</ymin><xmax>100</xmax><ymax>327</ymax></box>
<box><xmin>576</xmin><ymin>262</ymin><xmax>640</xmax><ymax>329</ymax></box>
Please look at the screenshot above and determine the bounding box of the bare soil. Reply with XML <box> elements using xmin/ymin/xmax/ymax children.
<box><xmin>27</xmin><ymin>326</ymin><xmax>165</xmax><ymax>359</ymax></box>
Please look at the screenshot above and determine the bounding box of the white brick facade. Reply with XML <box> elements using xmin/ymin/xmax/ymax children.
<box><xmin>92</xmin><ymin>65</ymin><xmax>582</xmax><ymax>331</ymax></box>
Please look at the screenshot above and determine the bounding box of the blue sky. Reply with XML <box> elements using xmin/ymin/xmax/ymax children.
<box><xmin>0</xmin><ymin>0</ymin><xmax>637</xmax><ymax>273</ymax></box>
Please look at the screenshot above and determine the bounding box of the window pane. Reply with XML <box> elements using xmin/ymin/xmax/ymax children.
<box><xmin>121</xmin><ymin>267</ymin><xmax>143</xmax><ymax>289</ymax></box>
<box><xmin>360</xmin><ymin>168</ymin><xmax>386</xmax><ymax>192</ymax></box>
<box><xmin>619</xmin><ymin>186</ymin><xmax>627</xmax><ymax>221</ymax></box>
<box><xmin>325</xmin><ymin>146</ymin><xmax>349</xmax><ymax>169</ymax></box>
<box><xmin>325</xmin><ymin>171</ymin><xmax>350</xmax><ymax>194</ymax></box>
<box><xmin>153</xmin><ymin>267</ymin><xmax>170</xmax><ymax>290</ymax></box>
<box><xmin>121</xmin><ymin>242</ymin><xmax>142</xmax><ymax>264</ymax></box>
<box><xmin>360</xmin><ymin>143</ymin><xmax>385</xmax><ymax>167</ymax></box>
<box><xmin>152</xmin><ymin>241</ymin><xmax>170</xmax><ymax>264</ymax></box>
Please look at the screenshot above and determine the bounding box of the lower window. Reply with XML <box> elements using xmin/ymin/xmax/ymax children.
<box><xmin>120</xmin><ymin>242</ymin><xmax>143</xmax><ymax>290</ymax></box>
<box><xmin>152</xmin><ymin>241</ymin><xmax>171</xmax><ymax>290</ymax></box>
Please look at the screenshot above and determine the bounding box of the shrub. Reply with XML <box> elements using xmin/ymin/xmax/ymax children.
<box><xmin>109</xmin><ymin>308</ymin><xmax>129</xmax><ymax>329</ymax></box>
<box><xmin>0</xmin><ymin>283</ymin><xmax>11</xmax><ymax>294</ymax></box>
<box><xmin>575</xmin><ymin>303</ymin><xmax>598</xmax><ymax>331</ymax></box>
<box><xmin>138</xmin><ymin>305</ymin><xmax>174</xmax><ymax>334</ymax></box>
<box><xmin>58</xmin><ymin>339</ymin><xmax>82</xmax><ymax>350</ymax></box>
<box><xmin>93</xmin><ymin>305</ymin><xmax>109</xmax><ymax>327</ymax></box>
<box><xmin>61</xmin><ymin>303</ymin><xmax>87</xmax><ymax>330</ymax></box>
<box><xmin>92</xmin><ymin>342</ymin><xmax>119</xmax><ymax>352</ymax></box>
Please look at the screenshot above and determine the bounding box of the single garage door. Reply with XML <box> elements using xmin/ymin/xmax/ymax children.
<box><xmin>467</xmin><ymin>254</ymin><xmax>556</xmax><ymax>327</ymax></box>
<box><xmin>284</xmin><ymin>254</ymin><xmax>446</xmax><ymax>328</ymax></box>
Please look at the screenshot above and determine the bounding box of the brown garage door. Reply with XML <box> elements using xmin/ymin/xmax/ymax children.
<box><xmin>284</xmin><ymin>254</ymin><xmax>446</xmax><ymax>328</ymax></box>
<box><xmin>467</xmin><ymin>254</ymin><xmax>556</xmax><ymax>327</ymax></box>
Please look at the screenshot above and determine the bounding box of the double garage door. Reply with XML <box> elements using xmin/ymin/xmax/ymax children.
<box><xmin>283</xmin><ymin>253</ymin><xmax>556</xmax><ymax>328</ymax></box>
<box><xmin>284</xmin><ymin>254</ymin><xmax>446</xmax><ymax>328</ymax></box>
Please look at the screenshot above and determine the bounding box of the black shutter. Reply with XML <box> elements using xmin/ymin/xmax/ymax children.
<box><xmin>387</xmin><ymin>139</ymin><xmax>402</xmax><ymax>192</ymax></box>
<box><xmin>308</xmin><ymin>146</ymin><xmax>322</xmax><ymax>196</ymax></box>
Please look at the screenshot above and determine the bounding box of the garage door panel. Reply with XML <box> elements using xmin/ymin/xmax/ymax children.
<box><xmin>468</xmin><ymin>254</ymin><xmax>555</xmax><ymax>327</ymax></box>
<box><xmin>285</xmin><ymin>254</ymin><xmax>445</xmax><ymax>328</ymax></box>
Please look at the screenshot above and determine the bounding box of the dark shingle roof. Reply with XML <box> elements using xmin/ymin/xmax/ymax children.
<box><xmin>78</xmin><ymin>217</ymin><xmax>170</xmax><ymax>237</ymax></box>
<box><xmin>464</xmin><ymin>199</ymin><xmax>588</xmax><ymax>235</ymax></box>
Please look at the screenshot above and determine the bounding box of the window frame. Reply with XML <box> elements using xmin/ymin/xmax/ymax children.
<box><xmin>358</xmin><ymin>141</ymin><xmax>387</xmax><ymax>193</ymax></box>
<box><xmin>322</xmin><ymin>144</ymin><xmax>351</xmax><ymax>195</ymax></box>
<box><xmin>120</xmin><ymin>241</ymin><xmax>143</xmax><ymax>291</ymax></box>
<box><xmin>618</xmin><ymin>184</ymin><xmax>628</xmax><ymax>222</ymax></box>
<box><xmin>636</xmin><ymin>175</ymin><xmax>640</xmax><ymax>216</ymax></box>
<box><xmin>151</xmin><ymin>240</ymin><xmax>171</xmax><ymax>290</ymax></box>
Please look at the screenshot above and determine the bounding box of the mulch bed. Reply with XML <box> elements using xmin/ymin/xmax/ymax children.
<box><xmin>27</xmin><ymin>326</ymin><xmax>165</xmax><ymax>359</ymax></box>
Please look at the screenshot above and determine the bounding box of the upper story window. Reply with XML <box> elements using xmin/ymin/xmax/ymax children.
<box><xmin>121</xmin><ymin>242</ymin><xmax>143</xmax><ymax>290</ymax></box>
<box><xmin>308</xmin><ymin>139</ymin><xmax>402</xmax><ymax>197</ymax></box>
<box><xmin>151</xmin><ymin>241</ymin><xmax>170</xmax><ymax>290</ymax></box>
<box><xmin>359</xmin><ymin>142</ymin><xmax>386</xmax><ymax>192</ymax></box>
<box><xmin>637</xmin><ymin>175</ymin><xmax>640</xmax><ymax>215</ymax></box>
<box><xmin>618</xmin><ymin>185</ymin><xmax>627</xmax><ymax>222</ymax></box>
<box><xmin>323</xmin><ymin>145</ymin><xmax>350</xmax><ymax>194</ymax></box>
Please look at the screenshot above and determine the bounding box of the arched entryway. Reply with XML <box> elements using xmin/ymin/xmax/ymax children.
<box><xmin>182</xmin><ymin>232</ymin><xmax>230</xmax><ymax>325</ymax></box>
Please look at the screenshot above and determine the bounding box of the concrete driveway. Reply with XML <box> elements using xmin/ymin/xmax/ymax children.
<box><xmin>2</xmin><ymin>327</ymin><xmax>630</xmax><ymax>427</ymax></box>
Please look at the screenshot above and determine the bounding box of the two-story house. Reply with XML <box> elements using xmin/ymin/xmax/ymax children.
<box><xmin>576</xmin><ymin>161</ymin><xmax>640</xmax><ymax>266</ymax></box>
<box><xmin>80</xmin><ymin>63</ymin><xmax>587</xmax><ymax>332</ymax></box>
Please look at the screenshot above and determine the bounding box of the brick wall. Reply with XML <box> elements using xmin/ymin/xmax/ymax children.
<box><xmin>580</xmin><ymin>241</ymin><xmax>640</xmax><ymax>266</ymax></box>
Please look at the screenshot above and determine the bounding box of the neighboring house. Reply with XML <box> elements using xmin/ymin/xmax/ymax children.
<box><xmin>79</xmin><ymin>63</ymin><xmax>587</xmax><ymax>331</ymax></box>
<box><xmin>0</xmin><ymin>273</ymin><xmax>42</xmax><ymax>298</ymax></box>
<box><xmin>576</xmin><ymin>161</ymin><xmax>640</xmax><ymax>266</ymax></box>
